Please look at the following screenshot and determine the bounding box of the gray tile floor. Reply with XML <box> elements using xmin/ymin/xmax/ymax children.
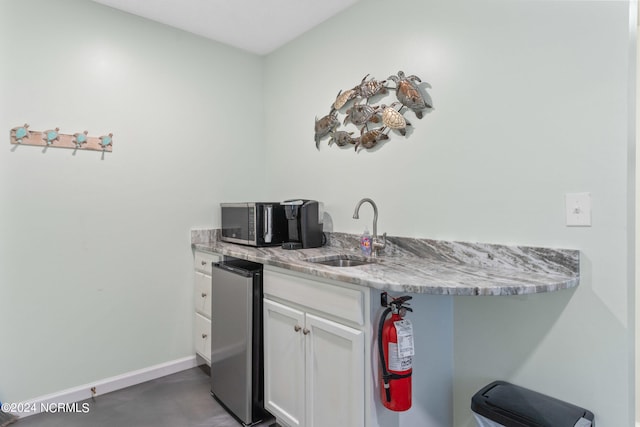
<box><xmin>14</xmin><ymin>366</ymin><xmax>276</xmax><ymax>427</ymax></box>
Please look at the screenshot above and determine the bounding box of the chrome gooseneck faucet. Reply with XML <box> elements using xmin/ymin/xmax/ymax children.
<box><xmin>353</xmin><ymin>198</ymin><xmax>387</xmax><ymax>257</ymax></box>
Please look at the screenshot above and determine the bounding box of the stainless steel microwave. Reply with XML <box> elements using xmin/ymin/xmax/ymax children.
<box><xmin>220</xmin><ymin>202</ymin><xmax>288</xmax><ymax>247</ymax></box>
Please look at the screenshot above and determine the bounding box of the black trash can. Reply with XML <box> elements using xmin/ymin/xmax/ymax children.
<box><xmin>471</xmin><ymin>381</ymin><xmax>594</xmax><ymax>427</ymax></box>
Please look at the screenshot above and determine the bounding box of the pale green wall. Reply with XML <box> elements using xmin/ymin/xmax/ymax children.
<box><xmin>0</xmin><ymin>0</ymin><xmax>635</xmax><ymax>426</ymax></box>
<box><xmin>0</xmin><ymin>0</ymin><xmax>264</xmax><ymax>403</ymax></box>
<box><xmin>263</xmin><ymin>0</ymin><xmax>634</xmax><ymax>425</ymax></box>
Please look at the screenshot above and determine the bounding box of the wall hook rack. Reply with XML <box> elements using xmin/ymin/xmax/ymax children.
<box><xmin>10</xmin><ymin>124</ymin><xmax>113</xmax><ymax>152</ymax></box>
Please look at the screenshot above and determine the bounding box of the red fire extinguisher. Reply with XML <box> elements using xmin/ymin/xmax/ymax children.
<box><xmin>378</xmin><ymin>292</ymin><xmax>414</xmax><ymax>411</ymax></box>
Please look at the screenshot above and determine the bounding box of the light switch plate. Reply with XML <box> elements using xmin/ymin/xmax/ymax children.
<box><xmin>565</xmin><ymin>192</ymin><xmax>591</xmax><ymax>227</ymax></box>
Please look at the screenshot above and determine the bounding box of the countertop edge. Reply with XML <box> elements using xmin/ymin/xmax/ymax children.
<box><xmin>191</xmin><ymin>232</ymin><xmax>580</xmax><ymax>296</ymax></box>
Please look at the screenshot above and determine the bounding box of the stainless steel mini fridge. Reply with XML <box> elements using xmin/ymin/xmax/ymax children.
<box><xmin>210</xmin><ymin>257</ymin><xmax>270</xmax><ymax>426</ymax></box>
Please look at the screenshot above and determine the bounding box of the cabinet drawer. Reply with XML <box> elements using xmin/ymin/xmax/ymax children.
<box><xmin>194</xmin><ymin>251</ymin><xmax>220</xmax><ymax>275</ymax></box>
<box><xmin>195</xmin><ymin>313</ymin><xmax>211</xmax><ymax>364</ymax></box>
<box><xmin>264</xmin><ymin>269</ymin><xmax>365</xmax><ymax>326</ymax></box>
<box><xmin>195</xmin><ymin>272</ymin><xmax>212</xmax><ymax>318</ymax></box>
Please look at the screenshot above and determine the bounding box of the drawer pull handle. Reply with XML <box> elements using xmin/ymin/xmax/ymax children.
<box><xmin>294</xmin><ymin>325</ymin><xmax>302</xmax><ymax>332</ymax></box>
<box><xmin>201</xmin><ymin>333</ymin><xmax>208</xmax><ymax>339</ymax></box>
<box><xmin>201</xmin><ymin>261</ymin><xmax>207</xmax><ymax>266</ymax></box>
<box><xmin>201</xmin><ymin>292</ymin><xmax>207</xmax><ymax>298</ymax></box>
<box><xmin>303</xmin><ymin>328</ymin><xmax>310</xmax><ymax>335</ymax></box>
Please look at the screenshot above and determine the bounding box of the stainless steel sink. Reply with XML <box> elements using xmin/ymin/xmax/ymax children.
<box><xmin>305</xmin><ymin>255</ymin><xmax>377</xmax><ymax>267</ymax></box>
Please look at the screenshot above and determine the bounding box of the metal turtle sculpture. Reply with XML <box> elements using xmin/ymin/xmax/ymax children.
<box><xmin>354</xmin><ymin>74</ymin><xmax>388</xmax><ymax>99</ymax></box>
<box><xmin>343</xmin><ymin>101</ymin><xmax>380</xmax><ymax>127</ymax></box>
<box><xmin>11</xmin><ymin>123</ymin><xmax>30</xmax><ymax>143</ymax></box>
<box><xmin>380</xmin><ymin>103</ymin><xmax>411</xmax><ymax>136</ymax></box>
<box><xmin>355</xmin><ymin>127</ymin><xmax>389</xmax><ymax>152</ymax></box>
<box><xmin>315</xmin><ymin>70</ymin><xmax>432</xmax><ymax>152</ymax></box>
<box><xmin>42</xmin><ymin>127</ymin><xmax>60</xmax><ymax>145</ymax></box>
<box><xmin>329</xmin><ymin>130</ymin><xmax>357</xmax><ymax>147</ymax></box>
<box><xmin>73</xmin><ymin>130</ymin><xmax>89</xmax><ymax>148</ymax></box>
<box><xmin>387</xmin><ymin>70</ymin><xmax>431</xmax><ymax>119</ymax></box>
<box><xmin>332</xmin><ymin>89</ymin><xmax>357</xmax><ymax>111</ymax></box>
<box><xmin>314</xmin><ymin>112</ymin><xmax>339</xmax><ymax>149</ymax></box>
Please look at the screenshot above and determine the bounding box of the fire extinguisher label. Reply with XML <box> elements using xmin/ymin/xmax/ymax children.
<box><xmin>388</xmin><ymin>342</ymin><xmax>413</xmax><ymax>371</ymax></box>
<box><xmin>394</xmin><ymin>319</ymin><xmax>415</xmax><ymax>358</ymax></box>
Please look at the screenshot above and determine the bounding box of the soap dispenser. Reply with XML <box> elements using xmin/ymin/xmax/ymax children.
<box><xmin>360</xmin><ymin>228</ymin><xmax>372</xmax><ymax>257</ymax></box>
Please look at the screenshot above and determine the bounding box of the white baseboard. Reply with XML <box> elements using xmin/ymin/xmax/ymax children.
<box><xmin>10</xmin><ymin>355</ymin><xmax>199</xmax><ymax>418</ymax></box>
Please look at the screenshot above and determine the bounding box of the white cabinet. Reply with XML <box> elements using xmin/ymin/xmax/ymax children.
<box><xmin>193</xmin><ymin>250</ymin><xmax>220</xmax><ymax>365</ymax></box>
<box><xmin>263</xmin><ymin>268</ymin><xmax>367</xmax><ymax>427</ymax></box>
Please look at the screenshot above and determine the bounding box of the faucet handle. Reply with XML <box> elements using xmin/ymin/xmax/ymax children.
<box><xmin>373</xmin><ymin>232</ymin><xmax>387</xmax><ymax>254</ymax></box>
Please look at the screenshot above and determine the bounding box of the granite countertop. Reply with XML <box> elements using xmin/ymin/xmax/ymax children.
<box><xmin>191</xmin><ymin>229</ymin><xmax>580</xmax><ymax>296</ymax></box>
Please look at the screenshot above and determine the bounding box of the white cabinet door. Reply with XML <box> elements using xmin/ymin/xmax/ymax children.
<box><xmin>264</xmin><ymin>299</ymin><xmax>305</xmax><ymax>427</ymax></box>
<box><xmin>305</xmin><ymin>313</ymin><xmax>364</xmax><ymax>427</ymax></box>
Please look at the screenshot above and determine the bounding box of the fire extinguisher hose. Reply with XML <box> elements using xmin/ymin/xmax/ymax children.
<box><xmin>377</xmin><ymin>307</ymin><xmax>412</xmax><ymax>403</ymax></box>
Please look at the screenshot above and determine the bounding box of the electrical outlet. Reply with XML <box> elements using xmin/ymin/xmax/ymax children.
<box><xmin>565</xmin><ymin>192</ymin><xmax>591</xmax><ymax>227</ymax></box>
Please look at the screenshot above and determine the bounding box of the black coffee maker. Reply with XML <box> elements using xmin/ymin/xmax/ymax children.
<box><xmin>281</xmin><ymin>199</ymin><xmax>324</xmax><ymax>249</ymax></box>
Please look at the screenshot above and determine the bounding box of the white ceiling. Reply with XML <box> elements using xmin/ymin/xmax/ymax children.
<box><xmin>91</xmin><ymin>0</ymin><xmax>360</xmax><ymax>55</ymax></box>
